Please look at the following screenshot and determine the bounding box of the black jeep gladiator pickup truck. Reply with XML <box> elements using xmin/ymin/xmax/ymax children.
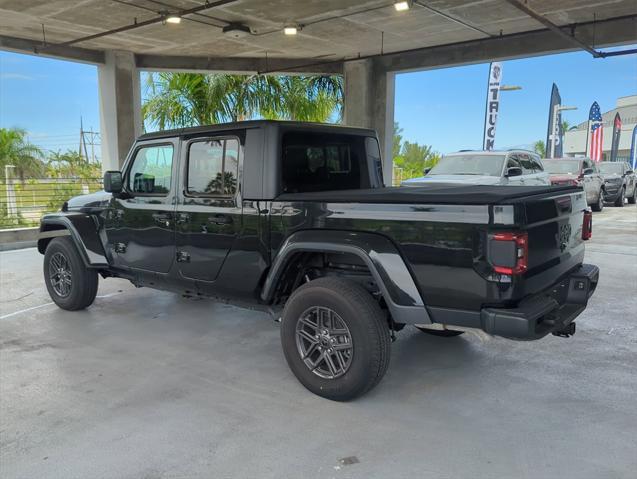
<box><xmin>39</xmin><ymin>120</ymin><xmax>599</xmax><ymax>400</ymax></box>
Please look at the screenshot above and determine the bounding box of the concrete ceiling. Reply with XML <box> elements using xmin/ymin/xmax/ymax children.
<box><xmin>0</xmin><ymin>0</ymin><xmax>635</xmax><ymax>64</ymax></box>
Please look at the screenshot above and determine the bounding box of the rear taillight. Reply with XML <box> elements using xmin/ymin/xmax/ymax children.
<box><xmin>489</xmin><ymin>232</ymin><xmax>528</xmax><ymax>276</ymax></box>
<box><xmin>582</xmin><ymin>210</ymin><xmax>592</xmax><ymax>240</ymax></box>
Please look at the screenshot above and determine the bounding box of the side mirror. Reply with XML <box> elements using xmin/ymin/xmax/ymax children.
<box><xmin>505</xmin><ymin>167</ymin><xmax>523</xmax><ymax>178</ymax></box>
<box><xmin>423</xmin><ymin>167</ymin><xmax>432</xmax><ymax>175</ymax></box>
<box><xmin>626</xmin><ymin>170</ymin><xmax>634</xmax><ymax>175</ymax></box>
<box><xmin>582</xmin><ymin>168</ymin><xmax>594</xmax><ymax>176</ymax></box>
<box><xmin>103</xmin><ymin>171</ymin><xmax>123</xmax><ymax>194</ymax></box>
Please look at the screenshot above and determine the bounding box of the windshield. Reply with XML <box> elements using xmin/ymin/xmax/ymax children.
<box><xmin>428</xmin><ymin>154</ymin><xmax>506</xmax><ymax>177</ymax></box>
<box><xmin>598</xmin><ymin>163</ymin><xmax>624</xmax><ymax>174</ymax></box>
<box><xmin>542</xmin><ymin>160</ymin><xmax>581</xmax><ymax>175</ymax></box>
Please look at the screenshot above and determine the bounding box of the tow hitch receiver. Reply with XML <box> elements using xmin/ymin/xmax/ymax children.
<box><xmin>552</xmin><ymin>322</ymin><xmax>576</xmax><ymax>338</ymax></box>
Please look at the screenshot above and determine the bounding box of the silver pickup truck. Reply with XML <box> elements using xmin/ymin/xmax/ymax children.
<box><xmin>402</xmin><ymin>150</ymin><xmax>550</xmax><ymax>187</ymax></box>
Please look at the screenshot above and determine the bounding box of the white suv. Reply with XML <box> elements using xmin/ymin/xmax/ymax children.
<box><xmin>402</xmin><ymin>150</ymin><xmax>550</xmax><ymax>186</ymax></box>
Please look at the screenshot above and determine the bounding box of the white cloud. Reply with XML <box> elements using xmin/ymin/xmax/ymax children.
<box><xmin>0</xmin><ymin>73</ymin><xmax>34</xmax><ymax>80</ymax></box>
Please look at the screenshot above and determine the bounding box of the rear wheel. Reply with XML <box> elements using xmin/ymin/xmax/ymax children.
<box><xmin>614</xmin><ymin>187</ymin><xmax>625</xmax><ymax>207</ymax></box>
<box><xmin>628</xmin><ymin>186</ymin><xmax>636</xmax><ymax>204</ymax></box>
<box><xmin>415</xmin><ymin>326</ymin><xmax>464</xmax><ymax>337</ymax></box>
<box><xmin>43</xmin><ymin>237</ymin><xmax>98</xmax><ymax>311</ymax></box>
<box><xmin>591</xmin><ymin>189</ymin><xmax>604</xmax><ymax>212</ymax></box>
<box><xmin>280</xmin><ymin>277</ymin><xmax>390</xmax><ymax>401</ymax></box>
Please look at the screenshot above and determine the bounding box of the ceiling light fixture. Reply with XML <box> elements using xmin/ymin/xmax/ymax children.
<box><xmin>394</xmin><ymin>1</ymin><xmax>411</xmax><ymax>11</ymax></box>
<box><xmin>284</xmin><ymin>25</ymin><xmax>300</xmax><ymax>35</ymax></box>
<box><xmin>165</xmin><ymin>14</ymin><xmax>181</xmax><ymax>24</ymax></box>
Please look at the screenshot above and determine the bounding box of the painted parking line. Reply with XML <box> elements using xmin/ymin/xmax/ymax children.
<box><xmin>0</xmin><ymin>291</ymin><xmax>123</xmax><ymax>320</ymax></box>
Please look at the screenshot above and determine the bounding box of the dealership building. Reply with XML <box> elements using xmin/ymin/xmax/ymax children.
<box><xmin>564</xmin><ymin>95</ymin><xmax>637</xmax><ymax>161</ymax></box>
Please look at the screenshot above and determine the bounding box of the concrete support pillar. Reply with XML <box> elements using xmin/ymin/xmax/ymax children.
<box><xmin>98</xmin><ymin>51</ymin><xmax>142</xmax><ymax>172</ymax></box>
<box><xmin>343</xmin><ymin>59</ymin><xmax>395</xmax><ymax>186</ymax></box>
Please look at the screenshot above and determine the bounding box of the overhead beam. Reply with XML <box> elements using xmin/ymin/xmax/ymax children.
<box><xmin>0</xmin><ymin>34</ymin><xmax>104</xmax><ymax>64</ymax></box>
<box><xmin>503</xmin><ymin>0</ymin><xmax>602</xmax><ymax>57</ymax></box>
<box><xmin>374</xmin><ymin>15</ymin><xmax>637</xmax><ymax>72</ymax></box>
<box><xmin>135</xmin><ymin>54</ymin><xmax>344</xmax><ymax>75</ymax></box>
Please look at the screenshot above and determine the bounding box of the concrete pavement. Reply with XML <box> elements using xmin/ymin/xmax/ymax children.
<box><xmin>1</xmin><ymin>205</ymin><xmax>636</xmax><ymax>479</ymax></box>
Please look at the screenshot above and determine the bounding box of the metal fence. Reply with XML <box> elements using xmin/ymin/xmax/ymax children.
<box><xmin>0</xmin><ymin>178</ymin><xmax>103</xmax><ymax>229</ymax></box>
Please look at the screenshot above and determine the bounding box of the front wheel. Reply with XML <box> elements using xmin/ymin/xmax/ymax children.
<box><xmin>591</xmin><ymin>190</ymin><xmax>604</xmax><ymax>212</ymax></box>
<box><xmin>43</xmin><ymin>236</ymin><xmax>98</xmax><ymax>311</ymax></box>
<box><xmin>280</xmin><ymin>277</ymin><xmax>391</xmax><ymax>401</ymax></box>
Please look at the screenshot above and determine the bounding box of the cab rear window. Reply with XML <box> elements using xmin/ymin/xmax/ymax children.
<box><xmin>281</xmin><ymin>132</ymin><xmax>382</xmax><ymax>193</ymax></box>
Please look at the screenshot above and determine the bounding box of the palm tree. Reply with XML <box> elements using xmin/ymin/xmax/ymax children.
<box><xmin>0</xmin><ymin>128</ymin><xmax>44</xmax><ymax>182</ymax></box>
<box><xmin>143</xmin><ymin>72</ymin><xmax>343</xmax><ymax>130</ymax></box>
<box><xmin>533</xmin><ymin>140</ymin><xmax>546</xmax><ymax>157</ymax></box>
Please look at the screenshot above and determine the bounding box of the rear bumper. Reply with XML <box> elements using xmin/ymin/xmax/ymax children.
<box><xmin>480</xmin><ymin>264</ymin><xmax>599</xmax><ymax>340</ymax></box>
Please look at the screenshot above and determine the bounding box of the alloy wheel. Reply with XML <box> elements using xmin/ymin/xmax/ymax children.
<box><xmin>295</xmin><ymin>306</ymin><xmax>353</xmax><ymax>379</ymax></box>
<box><xmin>48</xmin><ymin>252</ymin><xmax>72</xmax><ymax>297</ymax></box>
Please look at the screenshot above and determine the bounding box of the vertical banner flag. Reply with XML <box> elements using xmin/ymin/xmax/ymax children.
<box><xmin>589</xmin><ymin>101</ymin><xmax>604</xmax><ymax>162</ymax></box>
<box><xmin>483</xmin><ymin>62</ymin><xmax>502</xmax><ymax>150</ymax></box>
<box><xmin>630</xmin><ymin>124</ymin><xmax>637</xmax><ymax>170</ymax></box>
<box><xmin>610</xmin><ymin>113</ymin><xmax>622</xmax><ymax>162</ymax></box>
<box><xmin>545</xmin><ymin>83</ymin><xmax>563</xmax><ymax>158</ymax></box>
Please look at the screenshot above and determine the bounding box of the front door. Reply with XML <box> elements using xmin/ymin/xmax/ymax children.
<box><xmin>105</xmin><ymin>140</ymin><xmax>178</xmax><ymax>273</ymax></box>
<box><xmin>175</xmin><ymin>135</ymin><xmax>242</xmax><ymax>283</ymax></box>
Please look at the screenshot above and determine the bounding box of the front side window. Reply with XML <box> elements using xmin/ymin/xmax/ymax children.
<box><xmin>428</xmin><ymin>154</ymin><xmax>506</xmax><ymax>177</ymax></box>
<box><xmin>128</xmin><ymin>144</ymin><xmax>174</xmax><ymax>194</ymax></box>
<box><xmin>516</xmin><ymin>154</ymin><xmax>536</xmax><ymax>174</ymax></box>
<box><xmin>187</xmin><ymin>138</ymin><xmax>240</xmax><ymax>196</ymax></box>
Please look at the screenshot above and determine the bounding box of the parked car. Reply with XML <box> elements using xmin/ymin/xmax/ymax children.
<box><xmin>543</xmin><ymin>158</ymin><xmax>605</xmax><ymax>212</ymax></box>
<box><xmin>598</xmin><ymin>161</ymin><xmax>636</xmax><ymax>206</ymax></box>
<box><xmin>37</xmin><ymin>121</ymin><xmax>598</xmax><ymax>401</ymax></box>
<box><xmin>401</xmin><ymin>150</ymin><xmax>550</xmax><ymax>187</ymax></box>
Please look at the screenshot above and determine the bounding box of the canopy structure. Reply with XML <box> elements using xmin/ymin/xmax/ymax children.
<box><xmin>1</xmin><ymin>0</ymin><xmax>636</xmax><ymax>179</ymax></box>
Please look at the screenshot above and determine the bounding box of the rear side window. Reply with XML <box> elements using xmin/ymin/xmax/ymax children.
<box><xmin>128</xmin><ymin>144</ymin><xmax>174</xmax><ymax>195</ymax></box>
<box><xmin>281</xmin><ymin>132</ymin><xmax>380</xmax><ymax>193</ymax></box>
<box><xmin>187</xmin><ymin>138</ymin><xmax>239</xmax><ymax>196</ymax></box>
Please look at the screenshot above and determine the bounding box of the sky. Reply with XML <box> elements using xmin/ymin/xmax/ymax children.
<box><xmin>1</xmin><ymin>45</ymin><xmax>636</xmax><ymax>159</ymax></box>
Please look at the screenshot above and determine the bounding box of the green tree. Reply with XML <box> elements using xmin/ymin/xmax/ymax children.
<box><xmin>46</xmin><ymin>150</ymin><xmax>101</xmax><ymax>179</ymax></box>
<box><xmin>533</xmin><ymin>140</ymin><xmax>546</xmax><ymax>157</ymax></box>
<box><xmin>394</xmin><ymin>141</ymin><xmax>441</xmax><ymax>179</ymax></box>
<box><xmin>392</xmin><ymin>122</ymin><xmax>403</xmax><ymax>159</ymax></box>
<box><xmin>0</xmin><ymin>128</ymin><xmax>44</xmax><ymax>182</ymax></box>
<box><xmin>142</xmin><ymin>72</ymin><xmax>343</xmax><ymax>130</ymax></box>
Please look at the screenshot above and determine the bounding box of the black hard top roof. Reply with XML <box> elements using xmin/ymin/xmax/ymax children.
<box><xmin>138</xmin><ymin>119</ymin><xmax>376</xmax><ymax>141</ymax></box>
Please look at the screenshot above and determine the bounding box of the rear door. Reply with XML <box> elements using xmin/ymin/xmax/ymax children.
<box><xmin>175</xmin><ymin>134</ymin><xmax>243</xmax><ymax>282</ymax></box>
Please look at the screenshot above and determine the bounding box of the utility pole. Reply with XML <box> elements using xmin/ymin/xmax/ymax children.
<box><xmin>78</xmin><ymin>117</ymin><xmax>101</xmax><ymax>163</ymax></box>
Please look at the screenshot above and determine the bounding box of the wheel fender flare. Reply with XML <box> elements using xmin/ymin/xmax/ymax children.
<box><xmin>262</xmin><ymin>230</ymin><xmax>431</xmax><ymax>325</ymax></box>
<box><xmin>38</xmin><ymin>213</ymin><xmax>108</xmax><ymax>268</ymax></box>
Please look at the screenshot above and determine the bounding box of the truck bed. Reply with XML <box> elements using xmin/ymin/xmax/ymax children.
<box><xmin>276</xmin><ymin>184</ymin><xmax>580</xmax><ymax>205</ymax></box>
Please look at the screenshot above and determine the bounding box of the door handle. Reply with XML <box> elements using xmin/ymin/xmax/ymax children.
<box><xmin>152</xmin><ymin>212</ymin><xmax>171</xmax><ymax>227</ymax></box>
<box><xmin>208</xmin><ymin>214</ymin><xmax>232</xmax><ymax>225</ymax></box>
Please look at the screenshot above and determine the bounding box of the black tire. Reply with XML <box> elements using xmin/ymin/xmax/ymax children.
<box><xmin>628</xmin><ymin>187</ymin><xmax>636</xmax><ymax>204</ymax></box>
<box><xmin>43</xmin><ymin>236</ymin><xmax>98</xmax><ymax>311</ymax></box>
<box><xmin>415</xmin><ymin>326</ymin><xmax>464</xmax><ymax>337</ymax></box>
<box><xmin>280</xmin><ymin>277</ymin><xmax>390</xmax><ymax>401</ymax></box>
<box><xmin>591</xmin><ymin>189</ymin><xmax>604</xmax><ymax>212</ymax></box>
<box><xmin>614</xmin><ymin>187</ymin><xmax>625</xmax><ymax>207</ymax></box>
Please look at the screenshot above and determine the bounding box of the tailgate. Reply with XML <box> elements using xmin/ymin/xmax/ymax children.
<box><xmin>521</xmin><ymin>189</ymin><xmax>587</xmax><ymax>296</ymax></box>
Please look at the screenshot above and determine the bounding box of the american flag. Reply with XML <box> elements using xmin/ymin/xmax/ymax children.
<box><xmin>589</xmin><ymin>101</ymin><xmax>603</xmax><ymax>162</ymax></box>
